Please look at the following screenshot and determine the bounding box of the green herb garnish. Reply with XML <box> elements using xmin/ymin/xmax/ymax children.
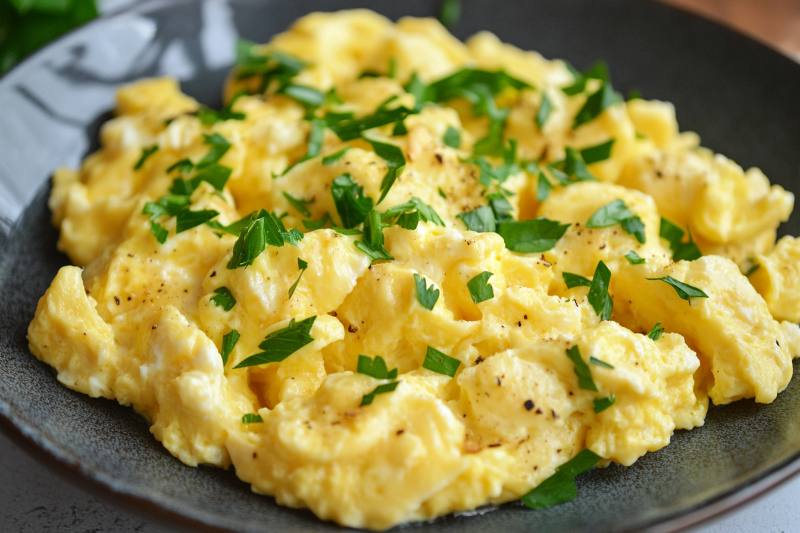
<box><xmin>648</xmin><ymin>276</ymin><xmax>709</xmax><ymax>302</ymax></box>
<box><xmin>535</xmin><ymin>92</ymin><xmax>553</xmax><ymax>130</ymax></box>
<box><xmin>234</xmin><ymin>316</ymin><xmax>316</xmax><ymax>368</ymax></box>
<box><xmin>210</xmin><ymin>287</ymin><xmax>236</xmax><ymax>311</ymax></box>
<box><xmin>496</xmin><ymin>218</ymin><xmax>570</xmax><ymax>253</ymax></box>
<box><xmin>288</xmin><ymin>258</ymin><xmax>308</xmax><ymax>298</ymax></box>
<box><xmin>579</xmin><ymin>139</ymin><xmax>615</xmax><ymax>164</ymax></box>
<box><xmin>360</xmin><ymin>381</ymin><xmax>400</xmax><ymax>406</ymax></box>
<box><xmin>220</xmin><ymin>329</ymin><xmax>240</xmax><ymax>365</ymax></box>
<box><xmin>587</xmin><ymin>260</ymin><xmax>613</xmax><ymax>320</ymax></box>
<box><xmin>134</xmin><ymin>145</ymin><xmax>159</xmax><ymax>170</ymax></box>
<box><xmin>563</xmin><ymin>272</ymin><xmax>591</xmax><ymax>288</ymax></box>
<box><xmin>439</xmin><ymin>0</ymin><xmax>461</xmax><ymax>28</ymax></box>
<box><xmin>413</xmin><ymin>273</ymin><xmax>440</xmax><ymax>310</ymax></box>
<box><xmin>467</xmin><ymin>271</ymin><xmax>494</xmax><ymax>303</ymax></box>
<box><xmin>589</xmin><ymin>356</ymin><xmax>614</xmax><ymax>369</ymax></box>
<box><xmin>593</xmin><ymin>395</ymin><xmax>615</xmax><ymax>413</ymax></box>
<box><xmin>283</xmin><ymin>192</ymin><xmax>313</xmax><ymax>217</ymax></box>
<box><xmin>322</xmin><ymin>147</ymin><xmax>350</xmax><ymax>165</ymax></box>
<box><xmin>624</xmin><ymin>250</ymin><xmax>645</xmax><ymax>264</ymax></box>
<box><xmin>647</xmin><ymin>322</ymin><xmax>664</xmax><ymax>341</ymax></box>
<box><xmin>443</xmin><ymin>125</ymin><xmax>461</xmax><ymax>148</ymax></box>
<box><xmin>659</xmin><ymin>217</ymin><xmax>702</xmax><ymax>261</ymax></box>
<box><xmin>357</xmin><ymin>355</ymin><xmax>398</xmax><ymax>379</ymax></box>
<box><xmin>331</xmin><ymin>174</ymin><xmax>374</xmax><ymax>229</ymax></box>
<box><xmin>241</xmin><ymin>413</ymin><xmax>263</xmax><ymax>424</ymax></box>
<box><xmin>355</xmin><ymin>209</ymin><xmax>393</xmax><ymax>262</ymax></box>
<box><xmin>521</xmin><ymin>449</ymin><xmax>601</xmax><ymax>509</ymax></box>
<box><xmin>175</xmin><ymin>209</ymin><xmax>219</xmax><ymax>233</ymax></box>
<box><xmin>458</xmin><ymin>206</ymin><xmax>496</xmax><ymax>233</ymax></box>
<box><xmin>423</xmin><ymin>346</ymin><xmax>461</xmax><ymax>377</ymax></box>
<box><xmin>537</xmin><ymin>171</ymin><xmax>552</xmax><ymax>201</ymax></box>
<box><xmin>382</xmin><ymin>197</ymin><xmax>444</xmax><ymax>229</ymax></box>
<box><xmin>573</xmin><ymin>81</ymin><xmax>622</xmax><ymax>129</ymax></box>
<box><xmin>365</xmin><ymin>138</ymin><xmax>406</xmax><ymax>203</ymax></box>
<box><xmin>586</xmin><ymin>199</ymin><xmax>646</xmax><ymax>243</ymax></box>
<box><xmin>566</xmin><ymin>345</ymin><xmax>598</xmax><ymax>392</ymax></box>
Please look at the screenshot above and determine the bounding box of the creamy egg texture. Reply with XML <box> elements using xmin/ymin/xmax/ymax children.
<box><xmin>28</xmin><ymin>10</ymin><xmax>800</xmax><ymax>530</ymax></box>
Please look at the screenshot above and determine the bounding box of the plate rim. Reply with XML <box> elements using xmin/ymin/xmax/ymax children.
<box><xmin>1</xmin><ymin>0</ymin><xmax>800</xmax><ymax>530</ymax></box>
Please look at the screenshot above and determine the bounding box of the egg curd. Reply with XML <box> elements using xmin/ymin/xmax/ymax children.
<box><xmin>27</xmin><ymin>10</ymin><xmax>800</xmax><ymax>530</ymax></box>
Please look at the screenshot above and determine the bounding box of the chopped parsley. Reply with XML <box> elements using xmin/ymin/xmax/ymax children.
<box><xmin>283</xmin><ymin>192</ymin><xmax>313</xmax><ymax>217</ymax></box>
<box><xmin>648</xmin><ymin>276</ymin><xmax>709</xmax><ymax>302</ymax></box>
<box><xmin>496</xmin><ymin>218</ymin><xmax>570</xmax><ymax>253</ymax></box>
<box><xmin>282</xmin><ymin>118</ymin><xmax>326</xmax><ymax>175</ymax></box>
<box><xmin>443</xmin><ymin>125</ymin><xmax>462</xmax><ymax>148</ymax></box>
<box><xmin>579</xmin><ymin>139</ymin><xmax>615</xmax><ymax>164</ymax></box>
<box><xmin>197</xmin><ymin>95</ymin><xmax>246</xmax><ymax>124</ymax></box>
<box><xmin>467</xmin><ymin>271</ymin><xmax>494</xmax><ymax>303</ymax></box>
<box><xmin>572</xmin><ymin>81</ymin><xmax>623</xmax><ymax>129</ymax></box>
<box><xmin>360</xmin><ymin>381</ymin><xmax>400</xmax><ymax>406</ymax></box>
<box><xmin>660</xmin><ymin>217</ymin><xmax>702</xmax><ymax>261</ymax></box>
<box><xmin>366</xmin><ymin>138</ymin><xmax>406</xmax><ymax>203</ymax></box>
<box><xmin>331</xmin><ymin>174</ymin><xmax>373</xmax><ymax>228</ymax></box>
<box><xmin>624</xmin><ymin>250</ymin><xmax>645</xmax><ymax>264</ymax></box>
<box><xmin>220</xmin><ymin>329</ymin><xmax>240</xmax><ymax>365</ymax></box>
<box><xmin>589</xmin><ymin>356</ymin><xmax>614</xmax><ymax>369</ymax></box>
<box><xmin>328</xmin><ymin>105</ymin><xmax>413</xmax><ymax>141</ymax></box>
<box><xmin>588</xmin><ymin>260</ymin><xmax>613</xmax><ymax>320</ymax></box>
<box><xmin>586</xmin><ymin>199</ymin><xmax>646</xmax><ymax>243</ymax></box>
<box><xmin>355</xmin><ymin>209</ymin><xmax>393</xmax><ymax>262</ymax></box>
<box><xmin>561</xmin><ymin>61</ymin><xmax>609</xmax><ymax>95</ymax></box>
<box><xmin>566</xmin><ymin>345</ymin><xmax>598</xmax><ymax>392</ymax></box>
<box><xmin>210</xmin><ymin>287</ymin><xmax>236</xmax><ymax>311</ymax></box>
<box><xmin>234</xmin><ymin>41</ymin><xmax>307</xmax><ymax>93</ymax></box>
<box><xmin>357</xmin><ymin>355</ymin><xmax>398</xmax><ymax>379</ymax></box>
<box><xmin>647</xmin><ymin>322</ymin><xmax>664</xmax><ymax>341</ymax></box>
<box><xmin>593</xmin><ymin>395</ymin><xmax>616</xmax><ymax>413</ymax></box>
<box><xmin>563</xmin><ymin>272</ymin><xmax>591</xmax><ymax>288</ymax></box>
<box><xmin>322</xmin><ymin>147</ymin><xmax>350</xmax><ymax>165</ymax></box>
<box><xmin>458</xmin><ymin>206</ymin><xmax>496</xmax><ymax>233</ymax></box>
<box><xmin>175</xmin><ymin>209</ymin><xmax>219</xmax><ymax>233</ymax></box>
<box><xmin>439</xmin><ymin>0</ymin><xmax>461</xmax><ymax>28</ymax></box>
<box><xmin>234</xmin><ymin>316</ymin><xmax>316</xmax><ymax>368</ymax></box>
<box><xmin>423</xmin><ymin>346</ymin><xmax>461</xmax><ymax>377</ymax></box>
<box><xmin>563</xmin><ymin>147</ymin><xmax>596</xmax><ymax>182</ymax></box>
<box><xmin>536</xmin><ymin>171</ymin><xmax>552</xmax><ymax>201</ymax></box>
<box><xmin>413</xmin><ymin>273</ymin><xmax>440</xmax><ymax>310</ymax></box>
<box><xmin>241</xmin><ymin>413</ymin><xmax>263</xmax><ymax>424</ymax></box>
<box><xmin>521</xmin><ymin>449</ymin><xmax>601</xmax><ymax>509</ymax></box>
<box><xmin>278</xmin><ymin>83</ymin><xmax>325</xmax><ymax>109</ymax></box>
<box><xmin>134</xmin><ymin>145</ymin><xmax>159</xmax><ymax>170</ymax></box>
<box><xmin>288</xmin><ymin>258</ymin><xmax>308</xmax><ymax>298</ymax></box>
<box><xmin>197</xmin><ymin>133</ymin><xmax>231</xmax><ymax>167</ymax></box>
<box><xmin>382</xmin><ymin>197</ymin><xmax>444</xmax><ymax>229</ymax></box>
<box><xmin>149</xmin><ymin>222</ymin><xmax>168</xmax><ymax>244</ymax></box>
<box><xmin>226</xmin><ymin>210</ymin><xmax>303</xmax><ymax>269</ymax></box>
<box><xmin>535</xmin><ymin>92</ymin><xmax>553</xmax><ymax>130</ymax></box>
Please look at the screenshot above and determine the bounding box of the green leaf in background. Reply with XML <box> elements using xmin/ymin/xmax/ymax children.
<box><xmin>1</xmin><ymin>0</ymin><xmax>98</xmax><ymax>74</ymax></box>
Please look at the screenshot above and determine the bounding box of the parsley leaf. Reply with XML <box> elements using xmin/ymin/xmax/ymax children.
<box><xmin>563</xmin><ymin>272</ymin><xmax>591</xmax><ymax>288</ymax></box>
<box><xmin>197</xmin><ymin>133</ymin><xmax>231</xmax><ymax>168</ymax></box>
<box><xmin>288</xmin><ymin>258</ymin><xmax>308</xmax><ymax>298</ymax></box>
<box><xmin>648</xmin><ymin>276</ymin><xmax>709</xmax><ymax>302</ymax></box>
<box><xmin>234</xmin><ymin>41</ymin><xmax>306</xmax><ymax>93</ymax></box>
<box><xmin>497</xmin><ymin>218</ymin><xmax>570</xmax><ymax>253</ymax></box>
<box><xmin>423</xmin><ymin>346</ymin><xmax>461</xmax><ymax>377</ymax></box>
<box><xmin>439</xmin><ymin>0</ymin><xmax>461</xmax><ymax>28</ymax></box>
<box><xmin>566</xmin><ymin>345</ymin><xmax>598</xmax><ymax>392</ymax></box>
<box><xmin>331</xmin><ymin>174</ymin><xmax>374</xmax><ymax>229</ymax></box>
<box><xmin>226</xmin><ymin>210</ymin><xmax>302</xmax><ymax>269</ymax></box>
<box><xmin>149</xmin><ymin>222</ymin><xmax>168</xmax><ymax>244</ymax></box>
<box><xmin>210</xmin><ymin>287</ymin><xmax>236</xmax><ymax>311</ymax></box>
<box><xmin>458</xmin><ymin>206</ymin><xmax>496</xmax><ymax>233</ymax></box>
<box><xmin>579</xmin><ymin>139</ymin><xmax>615</xmax><ymax>164</ymax></box>
<box><xmin>175</xmin><ymin>209</ymin><xmax>219</xmax><ymax>233</ymax></box>
<box><xmin>535</xmin><ymin>92</ymin><xmax>553</xmax><ymax>130</ymax></box>
<box><xmin>234</xmin><ymin>316</ymin><xmax>316</xmax><ymax>368</ymax></box>
<box><xmin>328</xmin><ymin>106</ymin><xmax>413</xmax><ymax>141</ymax></box>
<box><xmin>588</xmin><ymin>260</ymin><xmax>613</xmax><ymax>320</ymax></box>
<box><xmin>573</xmin><ymin>81</ymin><xmax>623</xmax><ymax>129</ymax></box>
<box><xmin>382</xmin><ymin>197</ymin><xmax>444</xmax><ymax>229</ymax></box>
<box><xmin>467</xmin><ymin>271</ymin><xmax>494</xmax><ymax>303</ymax></box>
<box><xmin>624</xmin><ymin>250</ymin><xmax>645</xmax><ymax>264</ymax></box>
<box><xmin>355</xmin><ymin>209</ymin><xmax>393</xmax><ymax>262</ymax></box>
<box><xmin>283</xmin><ymin>192</ymin><xmax>312</xmax><ymax>217</ymax></box>
<box><xmin>647</xmin><ymin>322</ymin><xmax>664</xmax><ymax>341</ymax></box>
<box><xmin>593</xmin><ymin>395</ymin><xmax>615</xmax><ymax>413</ymax></box>
<box><xmin>241</xmin><ymin>413</ymin><xmax>263</xmax><ymax>424</ymax></box>
<box><xmin>487</xmin><ymin>192</ymin><xmax>514</xmax><ymax>221</ymax></box>
<box><xmin>563</xmin><ymin>147</ymin><xmax>596</xmax><ymax>182</ymax></box>
<box><xmin>586</xmin><ymin>199</ymin><xmax>646</xmax><ymax>243</ymax></box>
<box><xmin>279</xmin><ymin>83</ymin><xmax>325</xmax><ymax>108</ymax></box>
<box><xmin>443</xmin><ymin>125</ymin><xmax>461</xmax><ymax>148</ymax></box>
<box><xmin>322</xmin><ymin>147</ymin><xmax>350</xmax><ymax>165</ymax></box>
<box><xmin>360</xmin><ymin>381</ymin><xmax>400</xmax><ymax>406</ymax></box>
<box><xmin>220</xmin><ymin>329</ymin><xmax>240</xmax><ymax>365</ymax></box>
<box><xmin>589</xmin><ymin>356</ymin><xmax>614</xmax><ymax>369</ymax></box>
<box><xmin>413</xmin><ymin>273</ymin><xmax>440</xmax><ymax>310</ymax></box>
<box><xmin>659</xmin><ymin>217</ymin><xmax>702</xmax><ymax>261</ymax></box>
<box><xmin>536</xmin><ymin>171</ymin><xmax>552</xmax><ymax>202</ymax></box>
<box><xmin>521</xmin><ymin>449</ymin><xmax>601</xmax><ymax>509</ymax></box>
<box><xmin>366</xmin><ymin>138</ymin><xmax>406</xmax><ymax>203</ymax></box>
<box><xmin>357</xmin><ymin>355</ymin><xmax>398</xmax><ymax>379</ymax></box>
<box><xmin>134</xmin><ymin>145</ymin><xmax>159</xmax><ymax>170</ymax></box>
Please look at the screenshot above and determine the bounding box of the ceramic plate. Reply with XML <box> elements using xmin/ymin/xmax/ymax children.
<box><xmin>1</xmin><ymin>0</ymin><xmax>799</xmax><ymax>531</ymax></box>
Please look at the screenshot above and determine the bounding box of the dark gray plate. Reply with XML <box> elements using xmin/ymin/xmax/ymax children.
<box><xmin>1</xmin><ymin>0</ymin><xmax>799</xmax><ymax>531</ymax></box>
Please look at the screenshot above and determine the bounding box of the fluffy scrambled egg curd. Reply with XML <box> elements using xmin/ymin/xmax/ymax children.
<box><xmin>27</xmin><ymin>10</ymin><xmax>800</xmax><ymax>530</ymax></box>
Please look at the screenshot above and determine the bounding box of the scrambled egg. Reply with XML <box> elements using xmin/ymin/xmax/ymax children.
<box><xmin>28</xmin><ymin>10</ymin><xmax>800</xmax><ymax>530</ymax></box>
